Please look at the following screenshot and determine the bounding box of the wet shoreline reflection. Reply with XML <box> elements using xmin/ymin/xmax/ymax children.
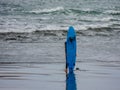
<box><xmin>66</xmin><ymin>72</ymin><xmax>77</xmax><ymax>90</ymax></box>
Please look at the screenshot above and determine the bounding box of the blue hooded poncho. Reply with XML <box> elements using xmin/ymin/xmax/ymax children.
<box><xmin>66</xmin><ymin>26</ymin><xmax>76</xmax><ymax>71</ymax></box>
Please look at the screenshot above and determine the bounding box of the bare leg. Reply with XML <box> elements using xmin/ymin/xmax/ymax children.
<box><xmin>65</xmin><ymin>42</ymin><xmax>68</xmax><ymax>74</ymax></box>
<box><xmin>65</xmin><ymin>63</ymin><xmax>68</xmax><ymax>74</ymax></box>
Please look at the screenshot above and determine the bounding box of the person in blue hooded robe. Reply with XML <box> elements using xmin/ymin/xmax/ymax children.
<box><xmin>65</xmin><ymin>26</ymin><xmax>77</xmax><ymax>73</ymax></box>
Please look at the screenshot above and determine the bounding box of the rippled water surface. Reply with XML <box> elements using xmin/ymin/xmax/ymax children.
<box><xmin>0</xmin><ymin>0</ymin><xmax>120</xmax><ymax>32</ymax></box>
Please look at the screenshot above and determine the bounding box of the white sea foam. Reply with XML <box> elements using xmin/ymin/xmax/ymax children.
<box><xmin>0</xmin><ymin>22</ymin><xmax>114</xmax><ymax>33</ymax></box>
<box><xmin>40</xmin><ymin>25</ymin><xmax>67</xmax><ymax>31</ymax></box>
<box><xmin>104</xmin><ymin>10</ymin><xmax>120</xmax><ymax>15</ymax></box>
<box><xmin>74</xmin><ymin>23</ymin><xmax>113</xmax><ymax>31</ymax></box>
<box><xmin>81</xmin><ymin>8</ymin><xmax>94</xmax><ymax>12</ymax></box>
<box><xmin>80</xmin><ymin>16</ymin><xmax>114</xmax><ymax>22</ymax></box>
<box><xmin>29</xmin><ymin>7</ymin><xmax>64</xmax><ymax>14</ymax></box>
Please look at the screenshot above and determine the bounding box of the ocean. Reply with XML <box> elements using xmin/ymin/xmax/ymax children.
<box><xmin>0</xmin><ymin>0</ymin><xmax>120</xmax><ymax>90</ymax></box>
<box><xmin>0</xmin><ymin>0</ymin><xmax>120</xmax><ymax>33</ymax></box>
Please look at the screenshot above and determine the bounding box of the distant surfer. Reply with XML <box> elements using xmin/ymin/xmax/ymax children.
<box><xmin>65</xmin><ymin>26</ymin><xmax>77</xmax><ymax>73</ymax></box>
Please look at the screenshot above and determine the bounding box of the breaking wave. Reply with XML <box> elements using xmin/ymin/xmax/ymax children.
<box><xmin>69</xmin><ymin>8</ymin><xmax>102</xmax><ymax>15</ymax></box>
<box><xmin>27</xmin><ymin>7</ymin><xmax>64</xmax><ymax>14</ymax></box>
<box><xmin>104</xmin><ymin>10</ymin><xmax>120</xmax><ymax>15</ymax></box>
<box><xmin>0</xmin><ymin>26</ymin><xmax>120</xmax><ymax>43</ymax></box>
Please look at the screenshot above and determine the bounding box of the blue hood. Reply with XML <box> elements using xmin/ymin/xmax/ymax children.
<box><xmin>67</xmin><ymin>26</ymin><xmax>76</xmax><ymax>40</ymax></box>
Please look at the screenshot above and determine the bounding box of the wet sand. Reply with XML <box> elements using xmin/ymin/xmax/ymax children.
<box><xmin>0</xmin><ymin>36</ymin><xmax>120</xmax><ymax>90</ymax></box>
<box><xmin>0</xmin><ymin>61</ymin><xmax>120</xmax><ymax>90</ymax></box>
<box><xmin>0</xmin><ymin>63</ymin><xmax>66</xmax><ymax>90</ymax></box>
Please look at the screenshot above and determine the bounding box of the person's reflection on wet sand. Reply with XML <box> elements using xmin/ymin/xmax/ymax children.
<box><xmin>66</xmin><ymin>72</ymin><xmax>77</xmax><ymax>90</ymax></box>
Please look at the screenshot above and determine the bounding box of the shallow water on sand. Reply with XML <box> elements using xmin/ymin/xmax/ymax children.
<box><xmin>0</xmin><ymin>63</ymin><xmax>66</xmax><ymax>90</ymax></box>
<box><xmin>0</xmin><ymin>60</ymin><xmax>120</xmax><ymax>90</ymax></box>
<box><xmin>0</xmin><ymin>35</ymin><xmax>120</xmax><ymax>90</ymax></box>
